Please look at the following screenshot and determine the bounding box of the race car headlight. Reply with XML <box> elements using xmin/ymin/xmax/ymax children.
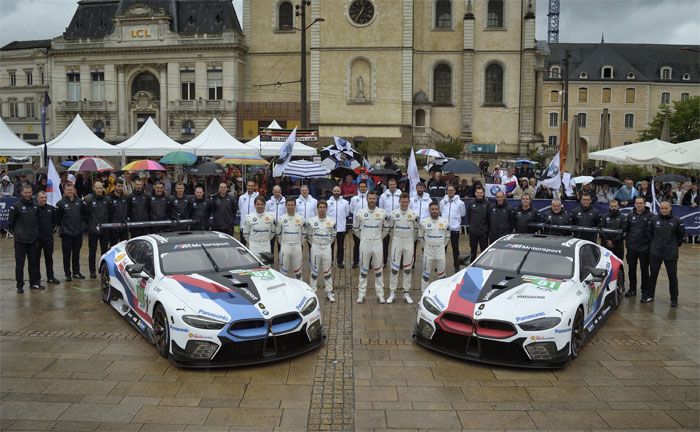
<box><xmin>300</xmin><ymin>297</ymin><xmax>318</xmax><ymax>316</ymax></box>
<box><xmin>518</xmin><ymin>317</ymin><xmax>561</xmax><ymax>331</ymax></box>
<box><xmin>182</xmin><ymin>315</ymin><xmax>226</xmax><ymax>330</ymax></box>
<box><xmin>422</xmin><ymin>297</ymin><xmax>443</xmax><ymax>316</ymax></box>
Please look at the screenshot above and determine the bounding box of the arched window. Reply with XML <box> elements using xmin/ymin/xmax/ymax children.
<box><xmin>487</xmin><ymin>0</ymin><xmax>503</xmax><ymax>28</ymax></box>
<box><xmin>549</xmin><ymin>66</ymin><xmax>561</xmax><ymax>79</ymax></box>
<box><xmin>92</xmin><ymin>120</ymin><xmax>105</xmax><ymax>138</ymax></box>
<box><xmin>484</xmin><ymin>63</ymin><xmax>504</xmax><ymax>105</ymax></box>
<box><xmin>415</xmin><ymin>109</ymin><xmax>426</xmax><ymax>126</ymax></box>
<box><xmin>131</xmin><ymin>72</ymin><xmax>160</xmax><ymax>99</ymax></box>
<box><xmin>601</xmin><ymin>66</ymin><xmax>613</xmax><ymax>79</ymax></box>
<box><xmin>661</xmin><ymin>66</ymin><xmax>672</xmax><ymax>80</ymax></box>
<box><xmin>435</xmin><ymin>0</ymin><xmax>452</xmax><ymax>28</ymax></box>
<box><xmin>577</xmin><ymin>113</ymin><xmax>587</xmax><ymax>128</ymax></box>
<box><xmin>181</xmin><ymin>120</ymin><xmax>195</xmax><ymax>137</ymax></box>
<box><xmin>433</xmin><ymin>63</ymin><xmax>452</xmax><ymax>104</ymax></box>
<box><xmin>278</xmin><ymin>1</ymin><xmax>293</xmax><ymax>30</ymax></box>
<box><xmin>550</xmin><ymin>90</ymin><xmax>559</xmax><ymax>103</ymax></box>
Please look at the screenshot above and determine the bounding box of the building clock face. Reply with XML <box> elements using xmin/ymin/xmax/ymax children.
<box><xmin>348</xmin><ymin>0</ymin><xmax>375</xmax><ymax>25</ymax></box>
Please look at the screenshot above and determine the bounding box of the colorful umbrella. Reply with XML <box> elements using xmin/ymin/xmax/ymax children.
<box><xmin>67</xmin><ymin>157</ymin><xmax>115</xmax><ymax>172</ymax></box>
<box><xmin>159</xmin><ymin>151</ymin><xmax>197</xmax><ymax>165</ymax></box>
<box><xmin>61</xmin><ymin>160</ymin><xmax>75</xmax><ymax>168</ymax></box>
<box><xmin>122</xmin><ymin>159</ymin><xmax>166</xmax><ymax>172</ymax></box>
<box><xmin>215</xmin><ymin>155</ymin><xmax>268</xmax><ymax>165</ymax></box>
<box><xmin>416</xmin><ymin>148</ymin><xmax>445</xmax><ymax>158</ymax></box>
<box><xmin>282</xmin><ymin>160</ymin><xmax>329</xmax><ymax>178</ymax></box>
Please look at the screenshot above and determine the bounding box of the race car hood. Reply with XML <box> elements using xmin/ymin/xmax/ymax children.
<box><xmin>163</xmin><ymin>267</ymin><xmax>313</xmax><ymax>323</ymax></box>
<box><xmin>428</xmin><ymin>266</ymin><xmax>575</xmax><ymax>320</ymax></box>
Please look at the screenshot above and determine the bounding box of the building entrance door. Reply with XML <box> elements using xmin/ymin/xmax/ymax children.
<box><xmin>136</xmin><ymin>113</ymin><xmax>156</xmax><ymax>130</ymax></box>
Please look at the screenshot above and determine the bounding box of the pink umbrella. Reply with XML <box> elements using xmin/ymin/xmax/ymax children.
<box><xmin>67</xmin><ymin>157</ymin><xmax>116</xmax><ymax>172</ymax></box>
<box><xmin>122</xmin><ymin>159</ymin><xmax>167</xmax><ymax>171</ymax></box>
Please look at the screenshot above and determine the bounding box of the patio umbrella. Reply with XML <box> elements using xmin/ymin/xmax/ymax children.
<box><xmin>36</xmin><ymin>165</ymin><xmax>66</xmax><ymax>175</ymax></box>
<box><xmin>441</xmin><ymin>159</ymin><xmax>480</xmax><ymax>174</ymax></box>
<box><xmin>7</xmin><ymin>168</ymin><xmax>33</xmax><ymax>177</ymax></box>
<box><xmin>67</xmin><ymin>157</ymin><xmax>115</xmax><ymax>172</ymax></box>
<box><xmin>215</xmin><ymin>155</ymin><xmax>268</xmax><ymax>165</ymax></box>
<box><xmin>159</xmin><ymin>151</ymin><xmax>197</xmax><ymax>165</ymax></box>
<box><xmin>369</xmin><ymin>168</ymin><xmax>399</xmax><ymax>176</ymax></box>
<box><xmin>61</xmin><ymin>160</ymin><xmax>75</xmax><ymax>168</ymax></box>
<box><xmin>122</xmin><ymin>160</ymin><xmax>166</xmax><ymax>172</ymax></box>
<box><xmin>591</xmin><ymin>176</ymin><xmax>622</xmax><ymax>187</ymax></box>
<box><xmin>514</xmin><ymin>159</ymin><xmax>538</xmax><ymax>166</ymax></box>
<box><xmin>283</xmin><ymin>160</ymin><xmax>329</xmax><ymax>178</ymax></box>
<box><xmin>572</xmin><ymin>175</ymin><xmax>594</xmax><ymax>185</ymax></box>
<box><xmin>660</xmin><ymin>116</ymin><xmax>671</xmax><ymax>142</ymax></box>
<box><xmin>655</xmin><ymin>173</ymin><xmax>689</xmax><ymax>183</ymax></box>
<box><xmin>330</xmin><ymin>166</ymin><xmax>357</xmax><ymax>179</ymax></box>
<box><xmin>186</xmin><ymin>161</ymin><xmax>225</xmax><ymax>176</ymax></box>
<box><xmin>427</xmin><ymin>157</ymin><xmax>451</xmax><ymax>172</ymax></box>
<box><xmin>416</xmin><ymin>148</ymin><xmax>445</xmax><ymax>158</ymax></box>
<box><xmin>566</xmin><ymin>117</ymin><xmax>582</xmax><ymax>174</ymax></box>
<box><xmin>597</xmin><ymin>108</ymin><xmax>612</xmax><ymax>151</ymax></box>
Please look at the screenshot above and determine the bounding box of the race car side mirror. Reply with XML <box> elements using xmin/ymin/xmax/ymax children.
<box><xmin>125</xmin><ymin>263</ymin><xmax>148</xmax><ymax>279</ymax></box>
<box><xmin>459</xmin><ymin>255</ymin><xmax>471</xmax><ymax>266</ymax></box>
<box><xmin>587</xmin><ymin>268</ymin><xmax>607</xmax><ymax>283</ymax></box>
<box><xmin>259</xmin><ymin>252</ymin><xmax>274</xmax><ymax>265</ymax></box>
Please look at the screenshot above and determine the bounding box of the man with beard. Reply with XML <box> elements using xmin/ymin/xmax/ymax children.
<box><xmin>277</xmin><ymin>197</ymin><xmax>305</xmax><ymax>279</ymax></box>
<box><xmin>56</xmin><ymin>184</ymin><xmax>86</xmax><ymax>281</ymax></box>
<box><xmin>242</xmin><ymin>196</ymin><xmax>276</xmax><ymax>258</ymax></box>
<box><xmin>541</xmin><ymin>199</ymin><xmax>572</xmax><ymax>236</ymax></box>
<box><xmin>148</xmin><ymin>181</ymin><xmax>170</xmax><ymax>232</ymax></box>
<box><xmin>624</xmin><ymin>197</ymin><xmax>653</xmax><ymax>298</ymax></box>
<box><xmin>109</xmin><ymin>180</ymin><xmax>129</xmax><ymax>246</ymax></box>
<box><xmin>419</xmin><ymin>202</ymin><xmax>450</xmax><ymax>291</ymax></box>
<box><xmin>600</xmin><ymin>199</ymin><xmax>626</xmax><ymax>260</ymax></box>
<box><xmin>514</xmin><ymin>193</ymin><xmax>539</xmax><ymax>233</ymax></box>
<box><xmin>387</xmin><ymin>193</ymin><xmax>417</xmax><ymax>304</ymax></box>
<box><xmin>488</xmin><ymin>191</ymin><xmax>515</xmax><ymax>243</ymax></box>
<box><xmin>353</xmin><ymin>191</ymin><xmax>389</xmax><ymax>303</ymax></box>
<box><xmin>36</xmin><ymin>191</ymin><xmax>60</xmax><ymax>285</ymax></box>
<box><xmin>572</xmin><ymin>194</ymin><xmax>601</xmax><ymax>242</ymax></box>
<box><xmin>467</xmin><ymin>187</ymin><xmax>490</xmax><ymax>262</ymax></box>
<box><xmin>238</xmin><ymin>180</ymin><xmax>259</xmax><ymax>245</ymax></box>
<box><xmin>266</xmin><ymin>185</ymin><xmax>286</xmax><ymax>257</ymax></box>
<box><xmin>440</xmin><ymin>185</ymin><xmax>467</xmax><ymax>271</ymax></box>
<box><xmin>647</xmin><ymin>200</ymin><xmax>685</xmax><ymax>306</ymax></box>
<box><xmin>190</xmin><ymin>186</ymin><xmax>211</xmax><ymax>231</ymax></box>
<box><xmin>127</xmin><ymin>178</ymin><xmax>151</xmax><ymax>238</ymax></box>
<box><xmin>379</xmin><ymin>178</ymin><xmax>402</xmax><ymax>266</ymax></box>
<box><xmin>84</xmin><ymin>181</ymin><xmax>111</xmax><ymax>278</ymax></box>
<box><xmin>327</xmin><ymin>186</ymin><xmax>350</xmax><ymax>268</ymax></box>
<box><xmin>9</xmin><ymin>185</ymin><xmax>41</xmax><ymax>292</ymax></box>
<box><xmin>168</xmin><ymin>182</ymin><xmax>192</xmax><ymax>230</ymax></box>
<box><xmin>210</xmin><ymin>183</ymin><xmax>237</xmax><ymax>235</ymax></box>
<box><xmin>349</xmin><ymin>181</ymin><xmax>369</xmax><ymax>269</ymax></box>
<box><xmin>307</xmin><ymin>200</ymin><xmax>337</xmax><ymax>302</ymax></box>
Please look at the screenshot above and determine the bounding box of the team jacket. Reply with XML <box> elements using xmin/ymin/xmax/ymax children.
<box><xmin>352</xmin><ymin>207</ymin><xmax>388</xmax><ymax>242</ymax></box>
<box><xmin>571</xmin><ymin>205</ymin><xmax>601</xmax><ymax>241</ymax></box>
<box><xmin>8</xmin><ymin>197</ymin><xmax>39</xmax><ymax>243</ymax></box>
<box><xmin>600</xmin><ymin>211</ymin><xmax>626</xmax><ymax>245</ymax></box>
<box><xmin>488</xmin><ymin>201</ymin><xmax>515</xmax><ymax>240</ymax></box>
<box><xmin>514</xmin><ymin>206</ymin><xmax>539</xmax><ymax>234</ymax></box>
<box><xmin>128</xmin><ymin>190</ymin><xmax>151</xmax><ymax>222</ymax></box>
<box><xmin>210</xmin><ymin>193</ymin><xmax>237</xmax><ymax>230</ymax></box>
<box><xmin>265</xmin><ymin>196</ymin><xmax>286</xmax><ymax>222</ymax></box>
<box><xmin>327</xmin><ymin>196</ymin><xmax>350</xmax><ymax>232</ymax></box>
<box><xmin>379</xmin><ymin>189</ymin><xmax>402</xmax><ymax>213</ymax></box>
<box><xmin>306</xmin><ymin>216</ymin><xmax>336</xmax><ymax>247</ymax></box>
<box><xmin>276</xmin><ymin>213</ymin><xmax>305</xmax><ymax>245</ymax></box>
<box><xmin>110</xmin><ymin>192</ymin><xmax>129</xmax><ymax>224</ymax></box>
<box><xmin>242</xmin><ymin>212</ymin><xmax>276</xmax><ymax>243</ymax></box>
<box><xmin>440</xmin><ymin>195</ymin><xmax>467</xmax><ymax>231</ymax></box>
<box><xmin>148</xmin><ymin>194</ymin><xmax>170</xmax><ymax>221</ymax></box>
<box><xmin>467</xmin><ymin>198</ymin><xmax>490</xmax><ymax>236</ymax></box>
<box><xmin>418</xmin><ymin>217</ymin><xmax>450</xmax><ymax>248</ymax></box>
<box><xmin>191</xmin><ymin>197</ymin><xmax>211</xmax><ymax>229</ymax></box>
<box><xmin>648</xmin><ymin>213</ymin><xmax>685</xmax><ymax>260</ymax></box>
<box><xmin>540</xmin><ymin>209</ymin><xmax>572</xmax><ymax>236</ymax></box>
<box><xmin>389</xmin><ymin>208</ymin><xmax>418</xmax><ymax>241</ymax></box>
<box><xmin>410</xmin><ymin>192</ymin><xmax>432</xmax><ymax>221</ymax></box>
<box><xmin>625</xmin><ymin>208</ymin><xmax>653</xmax><ymax>253</ymax></box>
<box><xmin>168</xmin><ymin>194</ymin><xmax>192</xmax><ymax>220</ymax></box>
<box><xmin>56</xmin><ymin>196</ymin><xmax>86</xmax><ymax>237</ymax></box>
<box><xmin>37</xmin><ymin>204</ymin><xmax>57</xmax><ymax>241</ymax></box>
<box><xmin>84</xmin><ymin>194</ymin><xmax>111</xmax><ymax>235</ymax></box>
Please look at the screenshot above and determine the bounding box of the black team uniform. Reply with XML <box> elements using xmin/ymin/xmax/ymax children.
<box><xmin>8</xmin><ymin>196</ymin><xmax>40</xmax><ymax>292</ymax></box>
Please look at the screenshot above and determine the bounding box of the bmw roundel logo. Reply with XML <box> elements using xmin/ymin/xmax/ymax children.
<box><xmin>475</xmin><ymin>310</ymin><xmax>482</xmax><ymax>316</ymax></box>
<box><xmin>490</xmin><ymin>185</ymin><xmax>500</xmax><ymax>196</ymax></box>
<box><xmin>262</xmin><ymin>310</ymin><xmax>270</xmax><ymax>316</ymax></box>
<box><xmin>253</xmin><ymin>217</ymin><xmax>257</xmax><ymax>222</ymax></box>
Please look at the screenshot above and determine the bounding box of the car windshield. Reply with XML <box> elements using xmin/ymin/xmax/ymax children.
<box><xmin>473</xmin><ymin>247</ymin><xmax>573</xmax><ymax>279</ymax></box>
<box><xmin>160</xmin><ymin>244</ymin><xmax>259</xmax><ymax>275</ymax></box>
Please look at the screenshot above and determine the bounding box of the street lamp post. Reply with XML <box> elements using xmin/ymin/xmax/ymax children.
<box><xmin>295</xmin><ymin>2</ymin><xmax>324</xmax><ymax>129</ymax></box>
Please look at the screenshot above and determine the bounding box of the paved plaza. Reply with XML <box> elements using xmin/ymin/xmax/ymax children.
<box><xmin>0</xmin><ymin>236</ymin><xmax>698</xmax><ymax>431</ymax></box>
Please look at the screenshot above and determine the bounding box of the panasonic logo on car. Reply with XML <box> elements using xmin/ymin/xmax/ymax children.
<box><xmin>170</xmin><ymin>325</ymin><xmax>189</xmax><ymax>333</ymax></box>
<box><xmin>198</xmin><ymin>309</ymin><xmax>229</xmax><ymax>321</ymax></box>
<box><xmin>516</xmin><ymin>311</ymin><xmax>545</xmax><ymax>322</ymax></box>
<box><xmin>554</xmin><ymin>328</ymin><xmax>572</xmax><ymax>334</ymax></box>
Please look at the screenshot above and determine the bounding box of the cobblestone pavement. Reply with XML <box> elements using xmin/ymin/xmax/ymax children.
<box><xmin>1</xmin><ymin>236</ymin><xmax>698</xmax><ymax>431</ymax></box>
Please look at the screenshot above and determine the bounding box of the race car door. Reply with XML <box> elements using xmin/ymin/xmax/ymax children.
<box><xmin>124</xmin><ymin>239</ymin><xmax>158</xmax><ymax>321</ymax></box>
<box><xmin>578</xmin><ymin>244</ymin><xmax>604</xmax><ymax>319</ymax></box>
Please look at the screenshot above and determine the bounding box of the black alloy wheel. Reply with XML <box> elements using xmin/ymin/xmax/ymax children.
<box><xmin>153</xmin><ymin>304</ymin><xmax>170</xmax><ymax>359</ymax></box>
<box><xmin>100</xmin><ymin>265</ymin><xmax>112</xmax><ymax>303</ymax></box>
<box><xmin>570</xmin><ymin>308</ymin><xmax>585</xmax><ymax>359</ymax></box>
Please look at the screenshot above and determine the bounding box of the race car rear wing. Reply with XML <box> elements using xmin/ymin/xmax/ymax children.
<box><xmin>98</xmin><ymin>219</ymin><xmax>197</xmax><ymax>232</ymax></box>
<box><xmin>527</xmin><ymin>223</ymin><xmax>623</xmax><ymax>235</ymax></box>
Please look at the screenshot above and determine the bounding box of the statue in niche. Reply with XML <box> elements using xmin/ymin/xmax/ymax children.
<box><xmin>355</xmin><ymin>75</ymin><xmax>366</xmax><ymax>102</ymax></box>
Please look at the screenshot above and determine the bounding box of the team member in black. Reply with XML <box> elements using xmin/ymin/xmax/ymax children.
<box><xmin>488</xmin><ymin>191</ymin><xmax>514</xmax><ymax>243</ymax></box>
<box><xmin>168</xmin><ymin>182</ymin><xmax>192</xmax><ymax>229</ymax></box>
<box><xmin>84</xmin><ymin>181</ymin><xmax>111</xmax><ymax>278</ymax></box>
<box><xmin>56</xmin><ymin>184</ymin><xmax>86</xmax><ymax>281</ymax></box>
<box><xmin>599</xmin><ymin>199</ymin><xmax>626</xmax><ymax>260</ymax></box>
<box><xmin>210</xmin><ymin>182</ymin><xmax>237</xmax><ymax>235</ymax></box>
<box><xmin>191</xmin><ymin>186</ymin><xmax>211</xmax><ymax>231</ymax></box>
<box><xmin>541</xmin><ymin>199</ymin><xmax>572</xmax><ymax>236</ymax></box>
<box><xmin>128</xmin><ymin>178</ymin><xmax>150</xmax><ymax>238</ymax></box>
<box><xmin>646</xmin><ymin>200</ymin><xmax>685</xmax><ymax>306</ymax></box>
<box><xmin>624</xmin><ymin>197</ymin><xmax>653</xmax><ymax>297</ymax></box>
<box><xmin>109</xmin><ymin>180</ymin><xmax>129</xmax><ymax>246</ymax></box>
<box><xmin>467</xmin><ymin>186</ymin><xmax>490</xmax><ymax>262</ymax></box>
<box><xmin>514</xmin><ymin>193</ymin><xmax>539</xmax><ymax>233</ymax></box>
<box><xmin>571</xmin><ymin>194</ymin><xmax>601</xmax><ymax>242</ymax></box>
<box><xmin>8</xmin><ymin>185</ymin><xmax>41</xmax><ymax>292</ymax></box>
<box><xmin>36</xmin><ymin>191</ymin><xmax>60</xmax><ymax>285</ymax></box>
<box><xmin>148</xmin><ymin>181</ymin><xmax>169</xmax><ymax>232</ymax></box>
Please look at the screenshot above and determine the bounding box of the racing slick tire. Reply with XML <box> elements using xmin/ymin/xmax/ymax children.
<box><xmin>153</xmin><ymin>304</ymin><xmax>170</xmax><ymax>359</ymax></box>
<box><xmin>570</xmin><ymin>307</ymin><xmax>585</xmax><ymax>360</ymax></box>
<box><xmin>100</xmin><ymin>264</ymin><xmax>113</xmax><ymax>303</ymax></box>
<box><xmin>612</xmin><ymin>268</ymin><xmax>625</xmax><ymax>310</ymax></box>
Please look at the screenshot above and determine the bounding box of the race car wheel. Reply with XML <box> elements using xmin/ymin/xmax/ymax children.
<box><xmin>153</xmin><ymin>304</ymin><xmax>170</xmax><ymax>359</ymax></box>
<box><xmin>100</xmin><ymin>265</ymin><xmax>112</xmax><ymax>303</ymax></box>
<box><xmin>612</xmin><ymin>269</ymin><xmax>625</xmax><ymax>310</ymax></box>
<box><xmin>570</xmin><ymin>308</ymin><xmax>585</xmax><ymax>359</ymax></box>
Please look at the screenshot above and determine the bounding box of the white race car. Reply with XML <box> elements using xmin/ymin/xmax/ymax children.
<box><xmin>414</xmin><ymin>234</ymin><xmax>624</xmax><ymax>368</ymax></box>
<box><xmin>99</xmin><ymin>231</ymin><xmax>323</xmax><ymax>367</ymax></box>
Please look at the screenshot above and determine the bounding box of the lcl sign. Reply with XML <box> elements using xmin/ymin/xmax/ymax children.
<box><xmin>130</xmin><ymin>29</ymin><xmax>152</xmax><ymax>38</ymax></box>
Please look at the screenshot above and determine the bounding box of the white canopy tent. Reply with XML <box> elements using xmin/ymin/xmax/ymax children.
<box><xmin>588</xmin><ymin>139</ymin><xmax>672</xmax><ymax>164</ymax></box>
<box><xmin>245</xmin><ymin>119</ymin><xmax>317</xmax><ymax>157</ymax></box>
<box><xmin>117</xmin><ymin>117</ymin><xmax>185</xmax><ymax>157</ymax></box>
<box><xmin>46</xmin><ymin>114</ymin><xmax>121</xmax><ymax>157</ymax></box>
<box><xmin>183</xmin><ymin>118</ymin><xmax>256</xmax><ymax>156</ymax></box>
<box><xmin>0</xmin><ymin>117</ymin><xmax>42</xmax><ymax>157</ymax></box>
<box><xmin>648</xmin><ymin>139</ymin><xmax>700</xmax><ymax>169</ymax></box>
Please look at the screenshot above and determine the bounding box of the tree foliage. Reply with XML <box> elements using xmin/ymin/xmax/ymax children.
<box><xmin>639</xmin><ymin>96</ymin><xmax>700</xmax><ymax>143</ymax></box>
<box><xmin>435</xmin><ymin>138</ymin><xmax>464</xmax><ymax>159</ymax></box>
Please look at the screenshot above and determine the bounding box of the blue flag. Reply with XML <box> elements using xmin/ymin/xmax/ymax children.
<box><xmin>273</xmin><ymin>127</ymin><xmax>296</xmax><ymax>177</ymax></box>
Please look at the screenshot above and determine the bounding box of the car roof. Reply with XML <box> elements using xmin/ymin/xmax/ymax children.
<box><xmin>148</xmin><ymin>230</ymin><xmax>232</xmax><ymax>245</ymax></box>
<box><xmin>494</xmin><ymin>234</ymin><xmax>581</xmax><ymax>256</ymax></box>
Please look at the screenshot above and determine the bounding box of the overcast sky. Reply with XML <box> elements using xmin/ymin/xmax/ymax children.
<box><xmin>0</xmin><ymin>0</ymin><xmax>698</xmax><ymax>47</ymax></box>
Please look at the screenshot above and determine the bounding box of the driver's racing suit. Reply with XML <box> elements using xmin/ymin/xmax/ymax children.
<box><xmin>419</xmin><ymin>216</ymin><xmax>450</xmax><ymax>291</ymax></box>
<box><xmin>353</xmin><ymin>207</ymin><xmax>389</xmax><ymax>298</ymax></box>
<box><xmin>306</xmin><ymin>216</ymin><xmax>336</xmax><ymax>293</ymax></box>
<box><xmin>276</xmin><ymin>213</ymin><xmax>305</xmax><ymax>279</ymax></box>
<box><xmin>242</xmin><ymin>211</ymin><xmax>275</xmax><ymax>258</ymax></box>
<box><xmin>388</xmin><ymin>208</ymin><xmax>418</xmax><ymax>294</ymax></box>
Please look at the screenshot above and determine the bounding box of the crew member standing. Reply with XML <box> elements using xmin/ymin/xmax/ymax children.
<box><xmin>624</xmin><ymin>197</ymin><xmax>653</xmax><ymax>298</ymax></box>
<box><xmin>353</xmin><ymin>191</ymin><xmax>388</xmax><ymax>304</ymax></box>
<box><xmin>419</xmin><ymin>202</ymin><xmax>450</xmax><ymax>291</ymax></box>
<box><xmin>410</xmin><ymin>182</ymin><xmax>432</xmax><ymax>221</ymax></box>
<box><xmin>327</xmin><ymin>186</ymin><xmax>350</xmax><ymax>268</ymax></box>
<box><xmin>466</xmin><ymin>187</ymin><xmax>490</xmax><ymax>263</ymax></box>
<box><xmin>210</xmin><ymin>183</ymin><xmax>237</xmax><ymax>235</ymax></box>
<box><xmin>242</xmin><ymin>197</ymin><xmax>275</xmax><ymax>258</ymax></box>
<box><xmin>36</xmin><ymin>191</ymin><xmax>60</xmax><ymax>285</ymax></box>
<box><xmin>646</xmin><ymin>200</ymin><xmax>685</xmax><ymax>307</ymax></box>
<box><xmin>148</xmin><ymin>181</ymin><xmax>169</xmax><ymax>232</ymax></box>
<box><xmin>266</xmin><ymin>185</ymin><xmax>286</xmax><ymax>256</ymax></box>
<box><xmin>296</xmin><ymin>185</ymin><xmax>318</xmax><ymax>220</ymax></box>
<box><xmin>541</xmin><ymin>199</ymin><xmax>572</xmax><ymax>236</ymax></box>
<box><xmin>306</xmin><ymin>200</ymin><xmax>336</xmax><ymax>302</ymax></box>
<box><xmin>440</xmin><ymin>185</ymin><xmax>467</xmax><ymax>271</ymax></box>
<box><xmin>84</xmin><ymin>181</ymin><xmax>111</xmax><ymax>278</ymax></box>
<box><xmin>191</xmin><ymin>186</ymin><xmax>211</xmax><ymax>231</ymax></box>
<box><xmin>56</xmin><ymin>184</ymin><xmax>86</xmax><ymax>281</ymax></box>
<box><xmin>599</xmin><ymin>199</ymin><xmax>626</xmax><ymax>260</ymax></box>
<box><xmin>109</xmin><ymin>180</ymin><xmax>129</xmax><ymax>246</ymax></box>
<box><xmin>488</xmin><ymin>191</ymin><xmax>515</xmax><ymax>244</ymax></box>
<box><xmin>127</xmin><ymin>178</ymin><xmax>150</xmax><ymax>238</ymax></box>
<box><xmin>387</xmin><ymin>193</ymin><xmax>417</xmax><ymax>304</ymax></box>
<box><xmin>349</xmin><ymin>181</ymin><xmax>369</xmax><ymax>269</ymax></box>
<box><xmin>572</xmin><ymin>194</ymin><xmax>601</xmax><ymax>242</ymax></box>
<box><xmin>514</xmin><ymin>193</ymin><xmax>539</xmax><ymax>233</ymax></box>
<box><xmin>9</xmin><ymin>185</ymin><xmax>41</xmax><ymax>292</ymax></box>
<box><xmin>277</xmin><ymin>198</ymin><xmax>305</xmax><ymax>279</ymax></box>
<box><xmin>379</xmin><ymin>178</ymin><xmax>401</xmax><ymax>266</ymax></box>
<box><xmin>168</xmin><ymin>182</ymin><xmax>192</xmax><ymax>223</ymax></box>
<box><xmin>238</xmin><ymin>180</ymin><xmax>259</xmax><ymax>245</ymax></box>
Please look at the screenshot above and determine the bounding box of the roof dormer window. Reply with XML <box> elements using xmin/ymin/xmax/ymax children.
<box><xmin>549</xmin><ymin>65</ymin><xmax>561</xmax><ymax>79</ymax></box>
<box><xmin>626</xmin><ymin>72</ymin><xmax>635</xmax><ymax>79</ymax></box>
<box><xmin>601</xmin><ymin>66</ymin><xmax>613</xmax><ymax>79</ymax></box>
<box><xmin>682</xmin><ymin>73</ymin><xmax>690</xmax><ymax>81</ymax></box>
<box><xmin>661</xmin><ymin>66</ymin><xmax>672</xmax><ymax>80</ymax></box>
<box><xmin>579</xmin><ymin>72</ymin><xmax>588</xmax><ymax>79</ymax></box>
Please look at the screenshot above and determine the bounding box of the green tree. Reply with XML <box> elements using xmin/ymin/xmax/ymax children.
<box><xmin>639</xmin><ymin>96</ymin><xmax>700</xmax><ymax>143</ymax></box>
<box><xmin>435</xmin><ymin>138</ymin><xmax>464</xmax><ymax>159</ymax></box>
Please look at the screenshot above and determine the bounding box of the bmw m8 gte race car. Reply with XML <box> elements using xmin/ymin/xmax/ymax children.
<box><xmin>414</xmin><ymin>234</ymin><xmax>624</xmax><ymax>368</ymax></box>
<box><xmin>99</xmin><ymin>231</ymin><xmax>323</xmax><ymax>367</ymax></box>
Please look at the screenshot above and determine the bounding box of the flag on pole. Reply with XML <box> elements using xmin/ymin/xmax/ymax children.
<box><xmin>272</xmin><ymin>127</ymin><xmax>296</xmax><ymax>177</ymax></box>
<box><xmin>407</xmin><ymin>146</ymin><xmax>420</xmax><ymax>196</ymax></box>
<box><xmin>538</xmin><ymin>151</ymin><xmax>562</xmax><ymax>191</ymax></box>
<box><xmin>41</xmin><ymin>91</ymin><xmax>51</xmax><ymax>166</ymax></box>
<box><xmin>46</xmin><ymin>159</ymin><xmax>62</xmax><ymax>207</ymax></box>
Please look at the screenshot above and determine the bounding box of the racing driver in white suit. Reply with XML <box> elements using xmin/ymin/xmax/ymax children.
<box><xmin>242</xmin><ymin>197</ymin><xmax>275</xmax><ymax>258</ymax></box>
<box><xmin>276</xmin><ymin>197</ymin><xmax>305</xmax><ymax>279</ymax></box>
<box><xmin>306</xmin><ymin>200</ymin><xmax>337</xmax><ymax>302</ymax></box>
<box><xmin>418</xmin><ymin>201</ymin><xmax>450</xmax><ymax>291</ymax></box>
<box><xmin>353</xmin><ymin>191</ymin><xmax>389</xmax><ymax>304</ymax></box>
<box><xmin>387</xmin><ymin>192</ymin><xmax>417</xmax><ymax>304</ymax></box>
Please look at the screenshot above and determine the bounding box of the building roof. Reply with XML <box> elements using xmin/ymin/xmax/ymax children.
<box><xmin>63</xmin><ymin>0</ymin><xmax>241</xmax><ymax>39</ymax></box>
<box><xmin>543</xmin><ymin>42</ymin><xmax>700</xmax><ymax>83</ymax></box>
<box><xmin>0</xmin><ymin>39</ymin><xmax>52</xmax><ymax>51</ymax></box>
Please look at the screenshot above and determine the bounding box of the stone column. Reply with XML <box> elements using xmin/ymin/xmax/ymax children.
<box><xmin>461</xmin><ymin>1</ymin><xmax>475</xmax><ymax>147</ymax></box>
<box><xmin>117</xmin><ymin>66</ymin><xmax>127</xmax><ymax>136</ymax></box>
<box><xmin>519</xmin><ymin>5</ymin><xmax>537</xmax><ymax>154</ymax></box>
<box><xmin>159</xmin><ymin>64</ymin><xmax>167</xmax><ymax>134</ymax></box>
<box><xmin>309</xmin><ymin>0</ymin><xmax>321</xmax><ymax>127</ymax></box>
<box><xmin>402</xmin><ymin>0</ymin><xmax>414</xmax><ymax>128</ymax></box>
